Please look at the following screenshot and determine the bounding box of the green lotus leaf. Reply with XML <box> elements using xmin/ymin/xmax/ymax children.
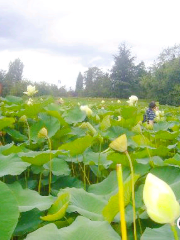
<box><xmin>25</xmin><ymin>216</ymin><xmax>120</xmax><ymax>240</ymax></box>
<box><xmin>19</xmin><ymin>150</ymin><xmax>61</xmax><ymax>165</ymax></box>
<box><xmin>44</xmin><ymin>157</ymin><xmax>71</xmax><ymax>176</ymax></box>
<box><xmin>88</xmin><ymin>169</ymin><xmax>130</xmax><ymax>199</ymax></box>
<box><xmin>141</xmin><ymin>224</ymin><xmax>180</xmax><ymax>240</ymax></box>
<box><xmin>14</xmin><ymin>209</ymin><xmax>43</xmax><ymax>236</ymax></box>
<box><xmin>7</xmin><ymin>182</ymin><xmax>55</xmax><ymax>212</ymax></box>
<box><xmin>61</xmin><ymin>187</ymin><xmax>107</xmax><ymax>221</ymax></box>
<box><xmin>58</xmin><ymin>135</ymin><xmax>93</xmax><ymax>156</ymax></box>
<box><xmin>155</xmin><ymin>130</ymin><xmax>179</xmax><ymax>140</ymax></box>
<box><xmin>102</xmin><ymin>174</ymin><xmax>139</xmax><ymax>222</ymax></box>
<box><xmin>0</xmin><ymin>153</ymin><xmax>30</xmax><ymax>177</ymax></box>
<box><xmin>5</xmin><ymin>127</ymin><xmax>28</xmax><ymax>141</ymax></box>
<box><xmin>0</xmin><ymin>116</ymin><xmax>15</xmax><ymax>130</ymax></box>
<box><xmin>63</xmin><ymin>106</ymin><xmax>86</xmax><ymax>124</ymax></box>
<box><xmin>0</xmin><ymin>181</ymin><xmax>19</xmax><ymax>240</ymax></box>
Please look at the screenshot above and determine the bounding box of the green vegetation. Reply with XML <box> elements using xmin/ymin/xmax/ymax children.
<box><xmin>0</xmin><ymin>95</ymin><xmax>180</xmax><ymax>239</ymax></box>
<box><xmin>1</xmin><ymin>43</ymin><xmax>180</xmax><ymax>106</ymax></box>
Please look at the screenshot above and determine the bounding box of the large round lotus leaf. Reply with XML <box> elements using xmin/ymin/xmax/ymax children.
<box><xmin>38</xmin><ymin>113</ymin><xmax>61</xmax><ymax>138</ymax></box>
<box><xmin>44</xmin><ymin>157</ymin><xmax>70</xmax><ymax>176</ymax></box>
<box><xmin>141</xmin><ymin>224</ymin><xmax>180</xmax><ymax>240</ymax></box>
<box><xmin>0</xmin><ymin>181</ymin><xmax>19</xmax><ymax>240</ymax></box>
<box><xmin>25</xmin><ymin>216</ymin><xmax>120</xmax><ymax>240</ymax></box>
<box><xmin>0</xmin><ymin>116</ymin><xmax>15</xmax><ymax>130</ymax></box>
<box><xmin>58</xmin><ymin>135</ymin><xmax>93</xmax><ymax>156</ymax></box>
<box><xmin>63</xmin><ymin>106</ymin><xmax>86</xmax><ymax>124</ymax></box>
<box><xmin>61</xmin><ymin>187</ymin><xmax>107</xmax><ymax>221</ymax></box>
<box><xmin>0</xmin><ymin>153</ymin><xmax>30</xmax><ymax>177</ymax></box>
<box><xmin>14</xmin><ymin>209</ymin><xmax>43</xmax><ymax>236</ymax></box>
<box><xmin>102</xmin><ymin>174</ymin><xmax>139</xmax><ymax>223</ymax></box>
<box><xmin>5</xmin><ymin>128</ymin><xmax>28</xmax><ymax>142</ymax></box>
<box><xmin>7</xmin><ymin>182</ymin><xmax>55</xmax><ymax>212</ymax></box>
<box><xmin>88</xmin><ymin>169</ymin><xmax>130</xmax><ymax>198</ymax></box>
<box><xmin>19</xmin><ymin>150</ymin><xmax>61</xmax><ymax>166</ymax></box>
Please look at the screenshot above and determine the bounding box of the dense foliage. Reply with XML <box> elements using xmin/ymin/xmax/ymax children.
<box><xmin>0</xmin><ymin>95</ymin><xmax>180</xmax><ymax>240</ymax></box>
<box><xmin>75</xmin><ymin>43</ymin><xmax>180</xmax><ymax>105</ymax></box>
<box><xmin>1</xmin><ymin>43</ymin><xmax>180</xmax><ymax>105</ymax></box>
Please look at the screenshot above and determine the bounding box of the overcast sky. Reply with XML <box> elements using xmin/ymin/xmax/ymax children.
<box><xmin>0</xmin><ymin>0</ymin><xmax>180</xmax><ymax>89</ymax></box>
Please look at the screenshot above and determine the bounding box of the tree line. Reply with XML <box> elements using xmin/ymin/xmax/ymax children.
<box><xmin>1</xmin><ymin>43</ymin><xmax>180</xmax><ymax>105</ymax></box>
<box><xmin>75</xmin><ymin>43</ymin><xmax>180</xmax><ymax>105</ymax></box>
<box><xmin>0</xmin><ymin>59</ymin><xmax>69</xmax><ymax>97</ymax></box>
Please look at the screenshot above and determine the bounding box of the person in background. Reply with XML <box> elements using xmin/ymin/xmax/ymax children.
<box><xmin>143</xmin><ymin>101</ymin><xmax>158</xmax><ymax>125</ymax></box>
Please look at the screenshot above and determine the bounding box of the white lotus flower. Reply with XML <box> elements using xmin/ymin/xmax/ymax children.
<box><xmin>117</xmin><ymin>116</ymin><xmax>122</xmax><ymax>121</ymax></box>
<box><xmin>80</xmin><ymin>105</ymin><xmax>92</xmax><ymax>116</ymax></box>
<box><xmin>155</xmin><ymin>110</ymin><xmax>164</xmax><ymax>117</ymax></box>
<box><xmin>23</xmin><ymin>85</ymin><xmax>38</xmax><ymax>96</ymax></box>
<box><xmin>117</xmin><ymin>100</ymin><xmax>121</xmax><ymax>103</ymax></box>
<box><xmin>56</xmin><ymin>98</ymin><xmax>64</xmax><ymax>104</ymax></box>
<box><xmin>27</xmin><ymin>98</ymin><xmax>33</xmax><ymax>105</ymax></box>
<box><xmin>127</xmin><ymin>95</ymin><xmax>138</xmax><ymax>106</ymax></box>
<box><xmin>101</xmin><ymin>100</ymin><xmax>105</xmax><ymax>104</ymax></box>
<box><xmin>154</xmin><ymin>110</ymin><xmax>165</xmax><ymax>122</ymax></box>
<box><xmin>143</xmin><ymin>173</ymin><xmax>180</xmax><ymax>224</ymax></box>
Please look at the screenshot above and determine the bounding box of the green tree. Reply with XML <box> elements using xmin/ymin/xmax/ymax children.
<box><xmin>75</xmin><ymin>72</ymin><xmax>84</xmax><ymax>96</ymax></box>
<box><xmin>140</xmin><ymin>44</ymin><xmax>180</xmax><ymax>105</ymax></box>
<box><xmin>3</xmin><ymin>59</ymin><xmax>24</xmax><ymax>96</ymax></box>
<box><xmin>92</xmin><ymin>73</ymin><xmax>112</xmax><ymax>97</ymax></box>
<box><xmin>111</xmin><ymin>42</ymin><xmax>136</xmax><ymax>98</ymax></box>
<box><xmin>134</xmin><ymin>61</ymin><xmax>147</xmax><ymax>98</ymax></box>
<box><xmin>6</xmin><ymin>58</ymin><xmax>24</xmax><ymax>82</ymax></box>
<box><xmin>84</xmin><ymin>67</ymin><xmax>104</xmax><ymax>97</ymax></box>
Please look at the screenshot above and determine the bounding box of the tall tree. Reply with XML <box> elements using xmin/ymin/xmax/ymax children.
<box><xmin>3</xmin><ymin>59</ymin><xmax>24</xmax><ymax>95</ymax></box>
<box><xmin>6</xmin><ymin>58</ymin><xmax>24</xmax><ymax>83</ymax></box>
<box><xmin>75</xmin><ymin>72</ymin><xmax>84</xmax><ymax>96</ymax></box>
<box><xmin>91</xmin><ymin>73</ymin><xmax>112</xmax><ymax>97</ymax></box>
<box><xmin>140</xmin><ymin>44</ymin><xmax>180</xmax><ymax>105</ymax></box>
<box><xmin>111</xmin><ymin>42</ymin><xmax>136</xmax><ymax>98</ymax></box>
<box><xmin>84</xmin><ymin>67</ymin><xmax>104</xmax><ymax>96</ymax></box>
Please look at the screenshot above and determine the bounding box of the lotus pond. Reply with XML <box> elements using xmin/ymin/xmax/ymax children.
<box><xmin>1</xmin><ymin>95</ymin><xmax>180</xmax><ymax>240</ymax></box>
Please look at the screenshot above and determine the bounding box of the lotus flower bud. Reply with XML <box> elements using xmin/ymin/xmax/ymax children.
<box><xmin>38</xmin><ymin>127</ymin><xmax>48</xmax><ymax>138</ymax></box>
<box><xmin>19</xmin><ymin>115</ymin><xmax>27</xmax><ymax>123</ymax></box>
<box><xmin>143</xmin><ymin>173</ymin><xmax>180</xmax><ymax>224</ymax></box>
<box><xmin>132</xmin><ymin>123</ymin><xmax>142</xmax><ymax>133</ymax></box>
<box><xmin>80</xmin><ymin>122</ymin><xmax>97</xmax><ymax>136</ymax></box>
<box><xmin>27</xmin><ymin>98</ymin><xmax>33</xmax><ymax>105</ymax></box>
<box><xmin>95</xmin><ymin>115</ymin><xmax>100</xmax><ymax>122</ymax></box>
<box><xmin>109</xmin><ymin>134</ymin><xmax>127</xmax><ymax>152</ymax></box>
<box><xmin>80</xmin><ymin>105</ymin><xmax>92</xmax><ymax>117</ymax></box>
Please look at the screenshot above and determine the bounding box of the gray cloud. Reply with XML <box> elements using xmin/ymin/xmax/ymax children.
<box><xmin>0</xmin><ymin>8</ymin><xmax>114</xmax><ymax>68</ymax></box>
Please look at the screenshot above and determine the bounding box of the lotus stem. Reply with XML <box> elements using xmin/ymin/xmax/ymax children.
<box><xmin>26</xmin><ymin>121</ymin><xmax>31</xmax><ymax>143</ymax></box>
<box><xmin>171</xmin><ymin>223</ymin><xmax>179</xmax><ymax>240</ymax></box>
<box><xmin>117</xmin><ymin>164</ymin><xmax>127</xmax><ymax>240</ymax></box>
<box><xmin>38</xmin><ymin>172</ymin><xmax>43</xmax><ymax>194</ymax></box>
<box><xmin>125</xmin><ymin>150</ymin><xmax>137</xmax><ymax>240</ymax></box>
<box><xmin>77</xmin><ymin>159</ymin><xmax>90</xmax><ymax>185</ymax></box>
<box><xmin>47</xmin><ymin>136</ymin><xmax>52</xmax><ymax>195</ymax></box>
